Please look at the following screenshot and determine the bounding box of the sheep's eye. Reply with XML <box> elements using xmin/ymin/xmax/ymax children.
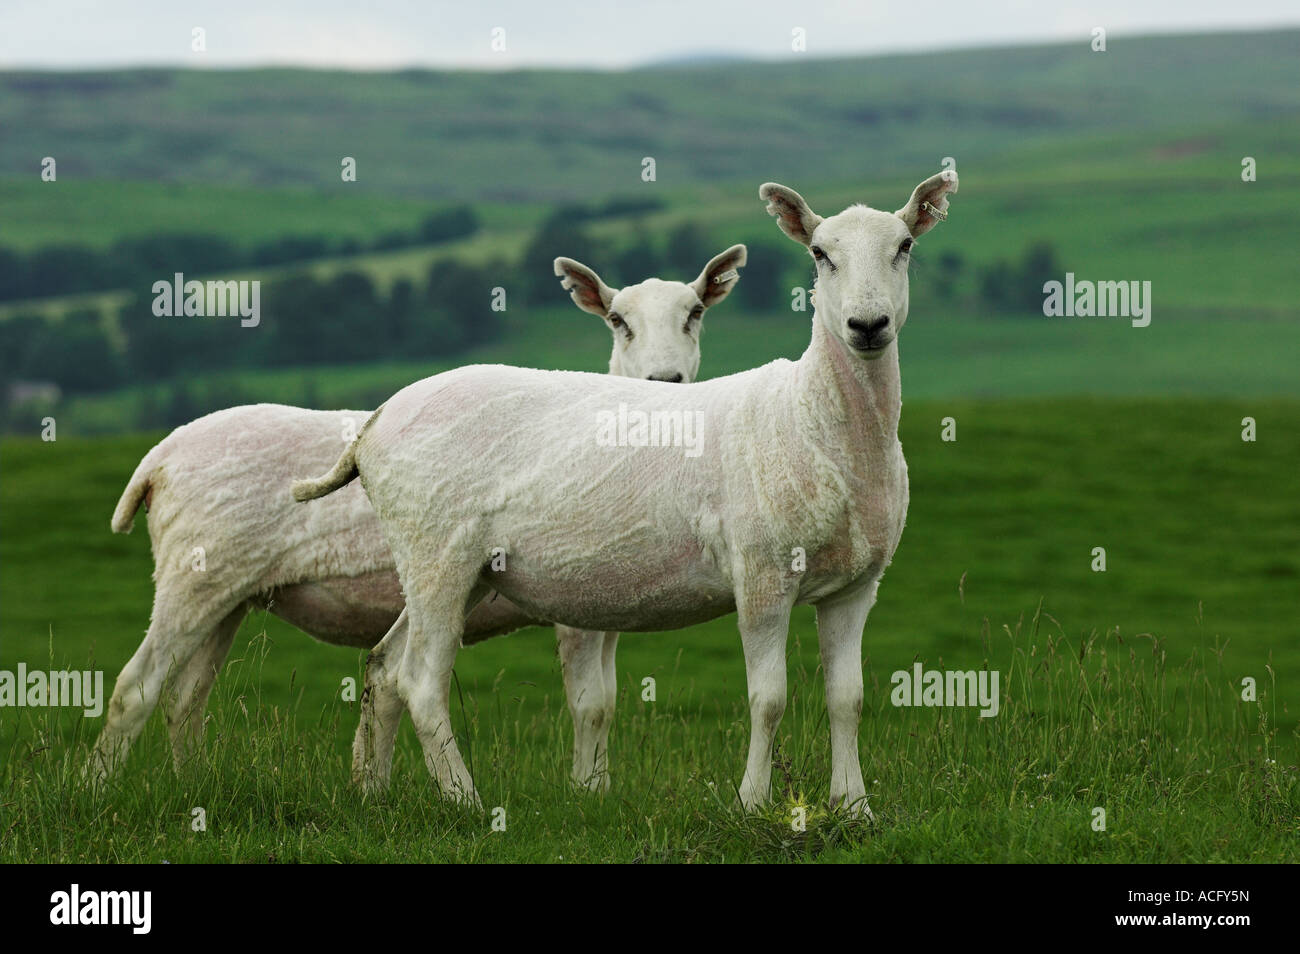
<box><xmin>900</xmin><ymin>239</ymin><xmax>914</xmax><ymax>255</ymax></box>
<box><xmin>609</xmin><ymin>313</ymin><xmax>633</xmax><ymax>338</ymax></box>
<box><xmin>684</xmin><ymin>306</ymin><xmax>704</xmax><ymax>333</ymax></box>
<box><xmin>811</xmin><ymin>245</ymin><xmax>835</xmax><ymax>270</ymax></box>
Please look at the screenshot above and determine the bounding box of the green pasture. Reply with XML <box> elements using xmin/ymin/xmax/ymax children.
<box><xmin>2</xmin><ymin>397</ymin><xmax>1296</xmax><ymax>862</ymax></box>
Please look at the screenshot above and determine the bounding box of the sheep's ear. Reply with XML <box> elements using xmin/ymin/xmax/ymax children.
<box><xmin>554</xmin><ymin>257</ymin><xmax>618</xmax><ymax>317</ymax></box>
<box><xmin>760</xmin><ymin>183</ymin><xmax>822</xmax><ymax>246</ymax></box>
<box><xmin>691</xmin><ymin>244</ymin><xmax>747</xmax><ymax>308</ymax></box>
<box><xmin>895</xmin><ymin>169</ymin><xmax>959</xmax><ymax>238</ymax></box>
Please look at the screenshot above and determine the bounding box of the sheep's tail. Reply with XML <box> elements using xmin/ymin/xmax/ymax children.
<box><xmin>111</xmin><ymin>444</ymin><xmax>165</xmax><ymax>534</ymax></box>
<box><xmin>292</xmin><ymin>444</ymin><xmax>359</xmax><ymax>501</ymax></box>
<box><xmin>292</xmin><ymin>404</ymin><xmax>384</xmax><ymax>502</ymax></box>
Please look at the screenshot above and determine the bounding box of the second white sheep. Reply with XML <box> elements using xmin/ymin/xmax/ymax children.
<box><xmin>92</xmin><ymin>246</ymin><xmax>746</xmax><ymax>793</ymax></box>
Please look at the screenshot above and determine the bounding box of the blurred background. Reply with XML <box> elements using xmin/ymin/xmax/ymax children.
<box><xmin>2</xmin><ymin>6</ymin><xmax>1298</xmax><ymax>429</ymax></box>
<box><xmin>1</xmin><ymin>3</ymin><xmax>1298</xmax><ymax>858</ymax></box>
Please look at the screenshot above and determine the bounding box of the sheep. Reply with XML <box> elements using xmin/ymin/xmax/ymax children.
<box><xmin>352</xmin><ymin>245</ymin><xmax>747</xmax><ymax>792</ymax></box>
<box><xmin>89</xmin><ymin>246</ymin><xmax>748</xmax><ymax>787</ymax></box>
<box><xmin>293</xmin><ymin>171</ymin><xmax>957</xmax><ymax>815</ymax></box>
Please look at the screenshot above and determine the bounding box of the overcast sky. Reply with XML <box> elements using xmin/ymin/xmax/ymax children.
<box><xmin>2</xmin><ymin>0</ymin><xmax>1296</xmax><ymax>69</ymax></box>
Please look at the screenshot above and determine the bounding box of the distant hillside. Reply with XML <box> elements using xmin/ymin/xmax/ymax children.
<box><xmin>2</xmin><ymin>30</ymin><xmax>1297</xmax><ymax>201</ymax></box>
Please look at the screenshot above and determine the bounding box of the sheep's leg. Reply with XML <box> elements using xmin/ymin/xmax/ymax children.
<box><xmin>88</xmin><ymin>599</ymin><xmax>237</xmax><ymax>781</ymax></box>
<box><xmin>601</xmin><ymin>631</ymin><xmax>620</xmax><ymax>753</ymax></box>
<box><xmin>164</xmin><ymin>604</ymin><xmax>246</xmax><ymax>769</ymax></box>
<box><xmin>815</xmin><ymin>583</ymin><xmax>877</xmax><ymax>819</ymax></box>
<box><xmin>557</xmin><ymin>625</ymin><xmax>617</xmax><ymax>792</ymax></box>
<box><xmin>352</xmin><ymin>608</ymin><xmax>409</xmax><ymax>793</ymax></box>
<box><xmin>396</xmin><ymin>576</ymin><xmax>488</xmax><ymax>808</ymax></box>
<box><xmin>736</xmin><ymin>591</ymin><xmax>795</xmax><ymax>812</ymax></box>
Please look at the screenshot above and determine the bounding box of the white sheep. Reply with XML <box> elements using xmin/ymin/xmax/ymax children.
<box><xmin>294</xmin><ymin>172</ymin><xmax>957</xmax><ymax>814</ymax></box>
<box><xmin>90</xmin><ymin>246</ymin><xmax>748</xmax><ymax>790</ymax></box>
<box><xmin>353</xmin><ymin>245</ymin><xmax>747</xmax><ymax>792</ymax></box>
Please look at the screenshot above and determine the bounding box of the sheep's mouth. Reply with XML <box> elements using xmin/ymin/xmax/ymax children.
<box><xmin>851</xmin><ymin>336</ymin><xmax>893</xmax><ymax>355</ymax></box>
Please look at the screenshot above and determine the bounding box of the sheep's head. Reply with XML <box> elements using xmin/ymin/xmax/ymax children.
<box><xmin>554</xmin><ymin>245</ymin><xmax>746</xmax><ymax>383</ymax></box>
<box><xmin>761</xmin><ymin>171</ymin><xmax>957</xmax><ymax>359</ymax></box>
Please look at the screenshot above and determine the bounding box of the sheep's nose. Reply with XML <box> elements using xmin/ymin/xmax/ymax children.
<box><xmin>648</xmin><ymin>372</ymin><xmax>684</xmax><ymax>383</ymax></box>
<box><xmin>847</xmin><ymin>316</ymin><xmax>890</xmax><ymax>337</ymax></box>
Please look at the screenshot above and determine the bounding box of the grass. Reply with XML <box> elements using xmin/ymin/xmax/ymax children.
<box><xmin>1</xmin><ymin>602</ymin><xmax>1294</xmax><ymax>863</ymax></box>
<box><xmin>2</xmin><ymin>397</ymin><xmax>1298</xmax><ymax>861</ymax></box>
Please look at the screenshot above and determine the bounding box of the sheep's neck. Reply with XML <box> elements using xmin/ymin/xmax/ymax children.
<box><xmin>795</xmin><ymin>314</ymin><xmax>902</xmax><ymax>449</ymax></box>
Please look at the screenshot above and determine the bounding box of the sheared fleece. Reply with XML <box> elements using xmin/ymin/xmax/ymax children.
<box><xmin>113</xmin><ymin>404</ymin><xmax>541</xmax><ymax>645</ymax></box>
<box><xmin>347</xmin><ymin>316</ymin><xmax>908</xmax><ymax>635</ymax></box>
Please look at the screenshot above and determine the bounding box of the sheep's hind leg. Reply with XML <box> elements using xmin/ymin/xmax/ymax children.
<box><xmin>815</xmin><ymin>583</ymin><xmax>876</xmax><ymax>819</ymax></box>
<box><xmin>396</xmin><ymin>573</ymin><xmax>488</xmax><ymax>809</ymax></box>
<box><xmin>557</xmin><ymin>625</ymin><xmax>617</xmax><ymax>792</ymax></box>
<box><xmin>352</xmin><ymin>608</ymin><xmax>409</xmax><ymax>793</ymax></box>
<box><xmin>164</xmin><ymin>604</ymin><xmax>246</xmax><ymax>769</ymax></box>
<box><xmin>88</xmin><ymin>596</ymin><xmax>242</xmax><ymax>781</ymax></box>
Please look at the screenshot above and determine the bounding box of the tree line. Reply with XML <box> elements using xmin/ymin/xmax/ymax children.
<box><xmin>0</xmin><ymin>203</ymin><xmax>742</xmax><ymax>400</ymax></box>
<box><xmin>1</xmin><ymin>187</ymin><xmax>1065</xmax><ymax>422</ymax></box>
<box><xmin>0</xmin><ymin>258</ymin><xmax>506</xmax><ymax>396</ymax></box>
<box><xmin>0</xmin><ymin>205</ymin><xmax>478</xmax><ymax>303</ymax></box>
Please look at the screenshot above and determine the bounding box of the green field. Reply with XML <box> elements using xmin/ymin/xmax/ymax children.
<box><xmin>25</xmin><ymin>302</ymin><xmax>1300</xmax><ymax>437</ymax></box>
<box><xmin>2</xmin><ymin>397</ymin><xmax>1297</xmax><ymax>862</ymax></box>
<box><xmin>6</xmin><ymin>125</ymin><xmax>1300</xmax><ymax>316</ymax></box>
<box><xmin>6</xmin><ymin>120</ymin><xmax>1299</xmax><ymax>435</ymax></box>
<box><xmin>9</xmin><ymin>143</ymin><xmax>1300</xmax><ymax>437</ymax></box>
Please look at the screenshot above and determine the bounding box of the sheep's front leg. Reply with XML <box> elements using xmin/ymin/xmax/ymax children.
<box><xmin>352</xmin><ymin>608</ymin><xmax>408</xmax><ymax>793</ymax></box>
<box><xmin>736</xmin><ymin>590</ymin><xmax>796</xmax><ymax>812</ymax></box>
<box><xmin>557</xmin><ymin>625</ymin><xmax>617</xmax><ymax>792</ymax></box>
<box><xmin>815</xmin><ymin>583</ymin><xmax>877</xmax><ymax>819</ymax></box>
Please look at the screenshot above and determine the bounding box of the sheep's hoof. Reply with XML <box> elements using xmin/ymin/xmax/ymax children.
<box><xmin>571</xmin><ymin>770</ymin><xmax>611</xmax><ymax>794</ymax></box>
<box><xmin>354</xmin><ymin>770</ymin><xmax>392</xmax><ymax>797</ymax></box>
<box><xmin>82</xmin><ymin>750</ymin><xmax>116</xmax><ymax>788</ymax></box>
<box><xmin>830</xmin><ymin>792</ymin><xmax>875</xmax><ymax>822</ymax></box>
<box><xmin>434</xmin><ymin>782</ymin><xmax>483</xmax><ymax>812</ymax></box>
<box><xmin>455</xmin><ymin>789</ymin><xmax>484</xmax><ymax>812</ymax></box>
